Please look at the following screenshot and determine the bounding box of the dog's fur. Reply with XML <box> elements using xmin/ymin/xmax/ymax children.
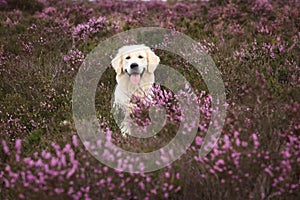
<box><xmin>111</xmin><ymin>44</ymin><xmax>160</xmax><ymax>135</ymax></box>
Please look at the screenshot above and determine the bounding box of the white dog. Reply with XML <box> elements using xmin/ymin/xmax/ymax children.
<box><xmin>111</xmin><ymin>44</ymin><xmax>160</xmax><ymax>135</ymax></box>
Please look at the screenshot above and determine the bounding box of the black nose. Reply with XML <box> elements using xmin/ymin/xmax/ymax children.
<box><xmin>130</xmin><ymin>63</ymin><xmax>138</xmax><ymax>69</ymax></box>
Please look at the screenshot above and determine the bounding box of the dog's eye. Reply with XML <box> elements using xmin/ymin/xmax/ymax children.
<box><xmin>125</xmin><ymin>56</ymin><xmax>131</xmax><ymax>60</ymax></box>
<box><xmin>138</xmin><ymin>55</ymin><xmax>143</xmax><ymax>59</ymax></box>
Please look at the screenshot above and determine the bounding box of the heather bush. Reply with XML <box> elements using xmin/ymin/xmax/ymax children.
<box><xmin>0</xmin><ymin>0</ymin><xmax>299</xmax><ymax>199</ymax></box>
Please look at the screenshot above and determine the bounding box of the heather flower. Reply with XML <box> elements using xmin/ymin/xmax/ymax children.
<box><xmin>21</xmin><ymin>41</ymin><xmax>33</xmax><ymax>54</ymax></box>
<box><xmin>1</xmin><ymin>139</ymin><xmax>10</xmax><ymax>155</ymax></box>
<box><xmin>0</xmin><ymin>0</ymin><xmax>7</xmax><ymax>6</ymax></box>
<box><xmin>72</xmin><ymin>16</ymin><xmax>109</xmax><ymax>40</ymax></box>
<box><xmin>63</xmin><ymin>49</ymin><xmax>84</xmax><ymax>67</ymax></box>
<box><xmin>44</xmin><ymin>7</ymin><xmax>56</xmax><ymax>15</ymax></box>
<box><xmin>264</xmin><ymin>167</ymin><xmax>274</xmax><ymax>177</ymax></box>
<box><xmin>5</xmin><ymin>17</ymin><xmax>12</xmax><ymax>25</ymax></box>
<box><xmin>15</xmin><ymin>139</ymin><xmax>22</xmax><ymax>162</ymax></box>
<box><xmin>72</xmin><ymin>134</ymin><xmax>78</xmax><ymax>147</ymax></box>
<box><xmin>195</xmin><ymin>136</ymin><xmax>203</xmax><ymax>146</ymax></box>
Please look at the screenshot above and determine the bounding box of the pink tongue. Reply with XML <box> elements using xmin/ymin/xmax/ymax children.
<box><xmin>130</xmin><ymin>74</ymin><xmax>141</xmax><ymax>84</ymax></box>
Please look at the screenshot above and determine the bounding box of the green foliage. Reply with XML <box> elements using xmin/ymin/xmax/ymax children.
<box><xmin>28</xmin><ymin>129</ymin><xmax>43</xmax><ymax>145</ymax></box>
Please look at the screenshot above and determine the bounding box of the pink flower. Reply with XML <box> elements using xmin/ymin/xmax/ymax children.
<box><xmin>72</xmin><ymin>16</ymin><xmax>108</xmax><ymax>40</ymax></box>
<box><xmin>235</xmin><ymin>138</ymin><xmax>241</xmax><ymax>146</ymax></box>
<box><xmin>15</xmin><ymin>139</ymin><xmax>21</xmax><ymax>150</ymax></box>
<box><xmin>234</xmin><ymin>131</ymin><xmax>239</xmax><ymax>138</ymax></box>
<box><xmin>164</xmin><ymin>192</ymin><xmax>169</xmax><ymax>199</ymax></box>
<box><xmin>282</xmin><ymin>149</ymin><xmax>291</xmax><ymax>158</ymax></box>
<box><xmin>0</xmin><ymin>0</ymin><xmax>7</xmax><ymax>6</ymax></box>
<box><xmin>139</xmin><ymin>182</ymin><xmax>145</xmax><ymax>190</ymax></box>
<box><xmin>43</xmin><ymin>7</ymin><xmax>56</xmax><ymax>15</ymax></box>
<box><xmin>165</xmin><ymin>172</ymin><xmax>170</xmax><ymax>178</ymax></box>
<box><xmin>54</xmin><ymin>188</ymin><xmax>64</xmax><ymax>194</ymax></box>
<box><xmin>215</xmin><ymin>159</ymin><xmax>225</xmax><ymax>165</ymax></box>
<box><xmin>241</xmin><ymin>141</ymin><xmax>248</xmax><ymax>147</ymax></box>
<box><xmin>176</xmin><ymin>172</ymin><xmax>180</xmax><ymax>179</ymax></box>
<box><xmin>50</xmin><ymin>157</ymin><xmax>58</xmax><ymax>167</ymax></box>
<box><xmin>72</xmin><ymin>135</ymin><xmax>78</xmax><ymax>147</ymax></box>
<box><xmin>252</xmin><ymin>133</ymin><xmax>260</xmax><ymax>147</ymax></box>
<box><xmin>5</xmin><ymin>17</ymin><xmax>12</xmax><ymax>25</ymax></box>
<box><xmin>1</xmin><ymin>140</ymin><xmax>10</xmax><ymax>155</ymax></box>
<box><xmin>195</xmin><ymin>136</ymin><xmax>203</xmax><ymax>146</ymax></box>
<box><xmin>264</xmin><ymin>167</ymin><xmax>274</xmax><ymax>177</ymax></box>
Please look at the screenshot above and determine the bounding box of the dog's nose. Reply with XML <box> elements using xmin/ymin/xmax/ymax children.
<box><xmin>130</xmin><ymin>63</ymin><xmax>138</xmax><ymax>69</ymax></box>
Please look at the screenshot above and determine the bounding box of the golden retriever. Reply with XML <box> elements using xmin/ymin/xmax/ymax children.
<box><xmin>111</xmin><ymin>44</ymin><xmax>160</xmax><ymax>135</ymax></box>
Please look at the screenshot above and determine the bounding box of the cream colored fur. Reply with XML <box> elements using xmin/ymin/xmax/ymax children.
<box><xmin>111</xmin><ymin>44</ymin><xmax>160</xmax><ymax>135</ymax></box>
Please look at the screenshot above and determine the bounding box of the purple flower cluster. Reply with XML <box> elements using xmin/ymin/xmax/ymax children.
<box><xmin>63</xmin><ymin>48</ymin><xmax>84</xmax><ymax>68</ymax></box>
<box><xmin>129</xmin><ymin>84</ymin><xmax>183</xmax><ymax>127</ymax></box>
<box><xmin>0</xmin><ymin>0</ymin><xmax>7</xmax><ymax>6</ymax></box>
<box><xmin>1</xmin><ymin>135</ymin><xmax>184</xmax><ymax>199</ymax></box>
<box><xmin>72</xmin><ymin>16</ymin><xmax>109</xmax><ymax>41</ymax></box>
<box><xmin>35</xmin><ymin>6</ymin><xmax>57</xmax><ymax>18</ymax></box>
<box><xmin>0</xmin><ymin>113</ymin><xmax>27</xmax><ymax>135</ymax></box>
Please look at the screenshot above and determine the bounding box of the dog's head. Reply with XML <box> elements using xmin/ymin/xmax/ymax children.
<box><xmin>111</xmin><ymin>44</ymin><xmax>160</xmax><ymax>84</ymax></box>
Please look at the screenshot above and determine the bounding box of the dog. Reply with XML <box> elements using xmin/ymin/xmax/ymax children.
<box><xmin>111</xmin><ymin>44</ymin><xmax>160</xmax><ymax>136</ymax></box>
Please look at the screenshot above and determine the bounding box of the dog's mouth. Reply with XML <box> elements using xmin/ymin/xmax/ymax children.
<box><xmin>129</xmin><ymin>73</ymin><xmax>141</xmax><ymax>85</ymax></box>
<box><xmin>125</xmin><ymin>68</ymin><xmax>145</xmax><ymax>85</ymax></box>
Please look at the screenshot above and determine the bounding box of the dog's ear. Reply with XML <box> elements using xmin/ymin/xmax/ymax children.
<box><xmin>111</xmin><ymin>55</ymin><xmax>122</xmax><ymax>75</ymax></box>
<box><xmin>146</xmin><ymin>49</ymin><xmax>160</xmax><ymax>73</ymax></box>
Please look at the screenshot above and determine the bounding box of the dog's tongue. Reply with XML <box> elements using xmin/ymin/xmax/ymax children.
<box><xmin>130</xmin><ymin>74</ymin><xmax>140</xmax><ymax>84</ymax></box>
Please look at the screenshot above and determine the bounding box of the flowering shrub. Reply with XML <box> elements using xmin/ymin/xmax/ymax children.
<box><xmin>63</xmin><ymin>49</ymin><xmax>84</xmax><ymax>67</ymax></box>
<box><xmin>0</xmin><ymin>0</ymin><xmax>299</xmax><ymax>199</ymax></box>
<box><xmin>72</xmin><ymin>16</ymin><xmax>109</xmax><ymax>41</ymax></box>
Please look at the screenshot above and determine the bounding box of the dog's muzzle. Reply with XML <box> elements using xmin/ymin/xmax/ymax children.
<box><xmin>125</xmin><ymin>67</ymin><xmax>145</xmax><ymax>85</ymax></box>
